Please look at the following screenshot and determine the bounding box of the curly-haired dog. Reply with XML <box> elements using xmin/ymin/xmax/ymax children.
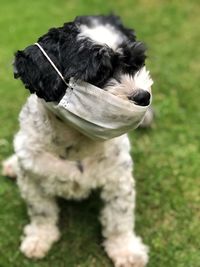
<box><xmin>2</xmin><ymin>15</ymin><xmax>153</xmax><ymax>267</ymax></box>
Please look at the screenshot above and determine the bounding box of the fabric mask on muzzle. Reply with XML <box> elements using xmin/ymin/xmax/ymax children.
<box><xmin>35</xmin><ymin>43</ymin><xmax>153</xmax><ymax>141</ymax></box>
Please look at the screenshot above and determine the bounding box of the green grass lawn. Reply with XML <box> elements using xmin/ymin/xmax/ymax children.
<box><xmin>0</xmin><ymin>0</ymin><xmax>200</xmax><ymax>266</ymax></box>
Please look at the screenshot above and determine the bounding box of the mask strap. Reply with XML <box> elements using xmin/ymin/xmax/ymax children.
<box><xmin>35</xmin><ymin>42</ymin><xmax>70</xmax><ymax>87</ymax></box>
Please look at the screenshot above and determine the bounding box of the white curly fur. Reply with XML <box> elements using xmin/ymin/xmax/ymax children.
<box><xmin>1</xmin><ymin>61</ymin><xmax>155</xmax><ymax>267</ymax></box>
<box><xmin>1</xmin><ymin>92</ymin><xmax>152</xmax><ymax>266</ymax></box>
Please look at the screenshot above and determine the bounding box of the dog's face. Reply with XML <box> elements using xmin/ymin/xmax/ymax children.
<box><xmin>14</xmin><ymin>15</ymin><xmax>151</xmax><ymax>106</ymax></box>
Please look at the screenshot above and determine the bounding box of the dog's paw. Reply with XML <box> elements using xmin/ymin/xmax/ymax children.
<box><xmin>104</xmin><ymin>233</ymin><xmax>148</xmax><ymax>267</ymax></box>
<box><xmin>20</xmin><ymin>234</ymin><xmax>51</xmax><ymax>259</ymax></box>
<box><xmin>20</xmin><ymin>224</ymin><xmax>60</xmax><ymax>259</ymax></box>
<box><xmin>2</xmin><ymin>155</ymin><xmax>18</xmax><ymax>178</ymax></box>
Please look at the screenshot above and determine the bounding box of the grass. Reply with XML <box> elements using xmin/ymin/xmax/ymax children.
<box><xmin>0</xmin><ymin>0</ymin><xmax>200</xmax><ymax>266</ymax></box>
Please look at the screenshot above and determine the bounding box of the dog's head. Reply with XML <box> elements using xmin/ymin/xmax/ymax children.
<box><xmin>14</xmin><ymin>15</ymin><xmax>151</xmax><ymax>106</ymax></box>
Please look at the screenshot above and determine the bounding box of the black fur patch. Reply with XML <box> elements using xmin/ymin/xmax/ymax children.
<box><xmin>65</xmin><ymin>145</ymin><xmax>74</xmax><ymax>155</ymax></box>
<box><xmin>76</xmin><ymin>160</ymin><xmax>84</xmax><ymax>173</ymax></box>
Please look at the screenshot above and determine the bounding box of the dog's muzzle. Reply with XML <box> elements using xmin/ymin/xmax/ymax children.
<box><xmin>45</xmin><ymin>78</ymin><xmax>152</xmax><ymax>140</ymax></box>
<box><xmin>35</xmin><ymin>42</ymin><xmax>153</xmax><ymax>141</ymax></box>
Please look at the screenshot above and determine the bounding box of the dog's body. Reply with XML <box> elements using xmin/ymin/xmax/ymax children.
<box><xmin>3</xmin><ymin>15</ymin><xmax>153</xmax><ymax>267</ymax></box>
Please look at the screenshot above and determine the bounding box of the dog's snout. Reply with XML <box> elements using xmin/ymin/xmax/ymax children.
<box><xmin>129</xmin><ymin>89</ymin><xmax>151</xmax><ymax>106</ymax></box>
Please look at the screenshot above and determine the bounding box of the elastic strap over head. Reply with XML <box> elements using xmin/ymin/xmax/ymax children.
<box><xmin>34</xmin><ymin>42</ymin><xmax>69</xmax><ymax>87</ymax></box>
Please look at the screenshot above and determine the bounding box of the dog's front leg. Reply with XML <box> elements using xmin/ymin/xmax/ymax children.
<box><xmin>17</xmin><ymin>174</ymin><xmax>60</xmax><ymax>259</ymax></box>
<box><xmin>100</xmin><ymin>173</ymin><xmax>148</xmax><ymax>267</ymax></box>
<box><xmin>15</xmin><ymin>150</ymin><xmax>85</xmax><ymax>259</ymax></box>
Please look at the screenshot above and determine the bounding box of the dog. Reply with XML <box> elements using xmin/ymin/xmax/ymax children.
<box><xmin>2</xmin><ymin>15</ymin><xmax>154</xmax><ymax>267</ymax></box>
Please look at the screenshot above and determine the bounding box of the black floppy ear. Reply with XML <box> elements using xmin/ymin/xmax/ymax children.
<box><xmin>14</xmin><ymin>29</ymin><xmax>66</xmax><ymax>102</ymax></box>
<box><xmin>14</xmin><ymin>48</ymin><xmax>41</xmax><ymax>94</ymax></box>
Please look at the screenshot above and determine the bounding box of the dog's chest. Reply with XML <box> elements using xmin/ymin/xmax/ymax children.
<box><xmin>40</xmin><ymin>140</ymin><xmax>125</xmax><ymax>200</ymax></box>
<box><xmin>24</xmin><ymin>102</ymin><xmax>132</xmax><ymax>199</ymax></box>
<box><xmin>40</xmin><ymin>155</ymin><xmax>110</xmax><ymax>199</ymax></box>
<box><xmin>41</xmin><ymin>129</ymin><xmax>132</xmax><ymax>199</ymax></box>
<box><xmin>48</xmin><ymin>115</ymin><xmax>104</xmax><ymax>161</ymax></box>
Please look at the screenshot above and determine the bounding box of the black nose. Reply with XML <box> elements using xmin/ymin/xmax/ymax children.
<box><xmin>129</xmin><ymin>89</ymin><xmax>151</xmax><ymax>106</ymax></box>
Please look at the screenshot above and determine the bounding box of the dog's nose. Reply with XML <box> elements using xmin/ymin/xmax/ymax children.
<box><xmin>129</xmin><ymin>89</ymin><xmax>151</xmax><ymax>106</ymax></box>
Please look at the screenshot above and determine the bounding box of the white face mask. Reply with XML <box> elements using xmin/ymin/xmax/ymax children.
<box><xmin>35</xmin><ymin>43</ymin><xmax>153</xmax><ymax>141</ymax></box>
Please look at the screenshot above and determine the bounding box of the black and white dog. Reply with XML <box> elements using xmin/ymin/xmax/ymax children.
<box><xmin>3</xmin><ymin>15</ymin><xmax>153</xmax><ymax>267</ymax></box>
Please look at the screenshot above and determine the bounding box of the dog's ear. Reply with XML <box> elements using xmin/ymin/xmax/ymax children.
<box><xmin>119</xmin><ymin>41</ymin><xmax>147</xmax><ymax>74</ymax></box>
<box><xmin>62</xmin><ymin>42</ymin><xmax>116</xmax><ymax>87</ymax></box>
<box><xmin>14</xmin><ymin>28</ymin><xmax>66</xmax><ymax>102</ymax></box>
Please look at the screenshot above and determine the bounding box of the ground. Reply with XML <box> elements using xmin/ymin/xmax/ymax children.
<box><xmin>0</xmin><ymin>0</ymin><xmax>199</xmax><ymax>266</ymax></box>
